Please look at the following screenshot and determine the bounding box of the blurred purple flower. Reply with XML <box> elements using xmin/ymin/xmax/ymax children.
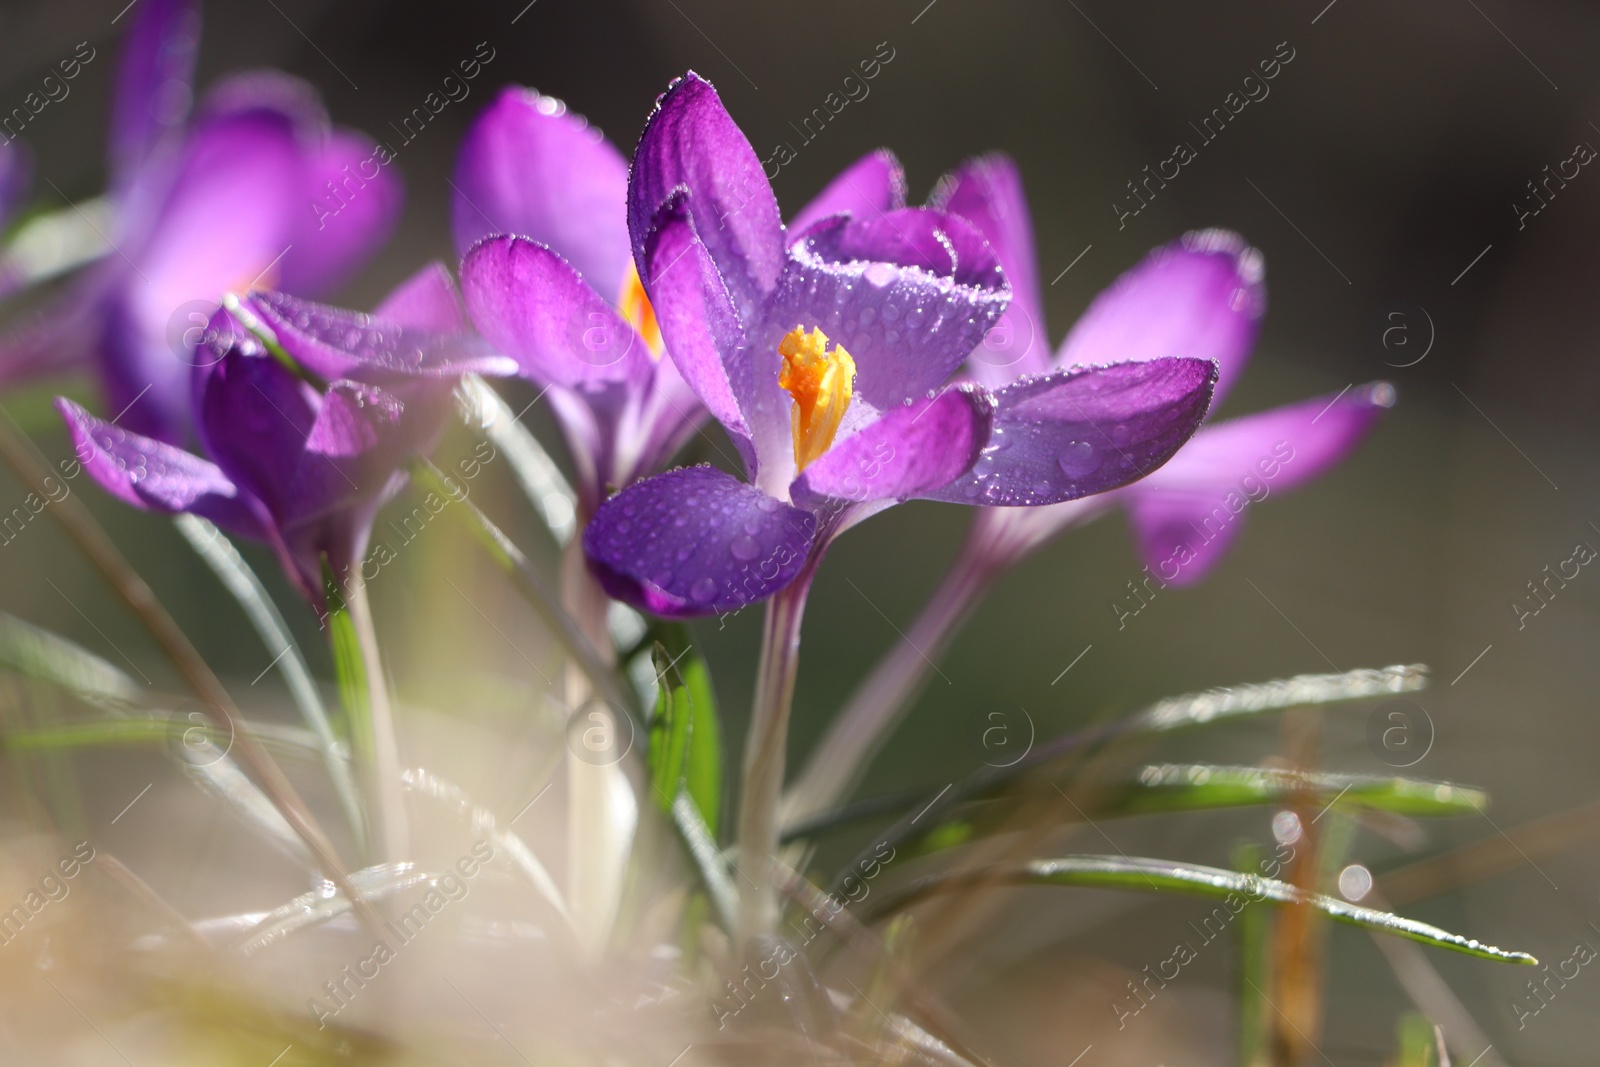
<box><xmin>580</xmin><ymin>73</ymin><xmax>1217</xmax><ymax>618</ymax></box>
<box><xmin>933</xmin><ymin>155</ymin><xmax>1392</xmax><ymax>584</ymax></box>
<box><xmin>0</xmin><ymin>140</ymin><xmax>33</xmax><ymax>297</ymax></box>
<box><xmin>56</xmin><ymin>265</ymin><xmax>513</xmax><ymax>604</ymax></box>
<box><xmin>2</xmin><ymin>0</ymin><xmax>401</xmax><ymax>445</ymax></box>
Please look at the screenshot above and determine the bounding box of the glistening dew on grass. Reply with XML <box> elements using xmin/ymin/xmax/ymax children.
<box><xmin>0</xmin><ymin>3</ymin><xmax>1548</xmax><ymax>1065</ymax></box>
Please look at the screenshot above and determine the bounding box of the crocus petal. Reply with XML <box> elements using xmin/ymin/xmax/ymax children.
<box><xmin>195</xmin><ymin>330</ymin><xmax>319</xmax><ymax>521</ymax></box>
<box><xmin>638</xmin><ymin>199</ymin><xmax>755</xmax><ymax>459</ymax></box>
<box><xmin>451</xmin><ymin>87</ymin><xmax>631</xmax><ymax>298</ymax></box>
<box><xmin>628</xmin><ymin>72</ymin><xmax>784</xmax><ymax>320</ymax></box>
<box><xmin>789</xmin><ymin>149</ymin><xmax>908</xmax><ymax>235</ymax></box>
<box><xmin>373</xmin><ymin>261</ymin><xmax>467</xmax><ymax>333</ymax></box>
<box><xmin>284</xmin><ymin>380</ymin><xmax>410</xmax><ymax>528</ymax></box>
<box><xmin>1124</xmin><ymin>382</ymin><xmax>1394</xmax><ymax>585</ymax></box>
<box><xmin>113</xmin><ymin>108</ymin><xmax>303</xmax><ymax>441</ymax></box>
<box><xmin>1056</xmin><ymin>230</ymin><xmax>1265</xmax><ymax>406</ymax></box>
<box><xmin>110</xmin><ymin>0</ymin><xmax>200</xmax><ymax>185</ymax></box>
<box><xmin>928</xmin><ymin>358</ymin><xmax>1218</xmax><ymax>506</ymax></box>
<box><xmin>793</xmin><ymin>385</ymin><xmax>993</xmax><ymax>506</ymax></box>
<box><xmin>55</xmin><ymin>397</ymin><xmax>267</xmax><ymax>541</ymax></box>
<box><xmin>583</xmin><ymin>465</ymin><xmax>816</xmax><ymax>618</ymax></box>
<box><xmin>0</xmin><ymin>139</ymin><xmax>29</xmax><ymax>228</ymax></box>
<box><xmin>244</xmin><ymin>290</ymin><xmax>517</xmax><ymax>384</ymax></box>
<box><xmin>930</xmin><ymin>154</ymin><xmax>1049</xmax><ymax>388</ymax></box>
<box><xmin>279</xmin><ymin>129</ymin><xmax>402</xmax><ymax>297</ymax></box>
<box><xmin>458</xmin><ymin>236</ymin><xmax>650</xmax><ymax>390</ymax></box>
<box><xmin>774</xmin><ymin>210</ymin><xmax>1011</xmax><ymax>410</ymax></box>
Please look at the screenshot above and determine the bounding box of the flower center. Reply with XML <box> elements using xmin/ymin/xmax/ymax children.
<box><xmin>618</xmin><ymin>263</ymin><xmax>664</xmax><ymax>359</ymax></box>
<box><xmin>778</xmin><ymin>326</ymin><xmax>855</xmax><ymax>472</ymax></box>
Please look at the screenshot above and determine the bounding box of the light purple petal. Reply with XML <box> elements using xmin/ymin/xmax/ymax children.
<box><xmin>55</xmin><ymin>397</ymin><xmax>267</xmax><ymax>541</ymax></box>
<box><xmin>638</xmin><ymin>199</ymin><xmax>754</xmax><ymax>459</ymax></box>
<box><xmin>772</xmin><ymin>210</ymin><xmax>1010</xmax><ymax>410</ymax></box>
<box><xmin>196</xmin><ymin>69</ymin><xmax>329</xmax><ymax>131</ymax></box>
<box><xmin>583</xmin><ymin>465</ymin><xmax>816</xmax><ymax>618</ymax></box>
<box><xmin>244</xmin><ymin>290</ymin><xmax>517</xmax><ymax>384</ymax></box>
<box><xmin>280</xmin><ymin>129</ymin><xmax>402</xmax><ymax>297</ymax></box>
<box><xmin>1056</xmin><ymin>230</ymin><xmax>1265</xmax><ymax>406</ymax></box>
<box><xmin>928</xmin><ymin>358</ymin><xmax>1218</xmax><ymax>506</ymax></box>
<box><xmin>628</xmin><ymin>72</ymin><xmax>784</xmax><ymax>321</ymax></box>
<box><xmin>1124</xmin><ymin>382</ymin><xmax>1394</xmax><ymax>585</ymax></box>
<box><xmin>930</xmin><ymin>154</ymin><xmax>1049</xmax><ymax>388</ymax></box>
<box><xmin>458</xmin><ymin>236</ymin><xmax>650</xmax><ymax>390</ymax></box>
<box><xmin>373</xmin><ymin>261</ymin><xmax>466</xmax><ymax>333</ymax></box>
<box><xmin>451</xmin><ymin>87</ymin><xmax>631</xmax><ymax>299</ymax></box>
<box><xmin>793</xmin><ymin>385</ymin><xmax>993</xmax><ymax>506</ymax></box>
<box><xmin>111</xmin><ymin>0</ymin><xmax>199</xmax><ymax>185</ymax></box>
<box><xmin>789</xmin><ymin>149</ymin><xmax>907</xmax><ymax>235</ymax></box>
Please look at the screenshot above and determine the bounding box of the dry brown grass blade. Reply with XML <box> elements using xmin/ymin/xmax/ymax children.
<box><xmin>0</xmin><ymin>413</ymin><xmax>382</xmax><ymax>935</ymax></box>
<box><xmin>1380</xmin><ymin>796</ymin><xmax>1600</xmax><ymax>906</ymax></box>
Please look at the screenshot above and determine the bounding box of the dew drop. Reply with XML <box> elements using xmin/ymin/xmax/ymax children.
<box><xmin>730</xmin><ymin>534</ymin><xmax>761</xmax><ymax>561</ymax></box>
<box><xmin>690</xmin><ymin>576</ymin><xmax>719</xmax><ymax>602</ymax></box>
<box><xmin>862</xmin><ymin>262</ymin><xmax>897</xmax><ymax>288</ymax></box>
<box><xmin>1056</xmin><ymin>440</ymin><xmax>1099</xmax><ymax>477</ymax></box>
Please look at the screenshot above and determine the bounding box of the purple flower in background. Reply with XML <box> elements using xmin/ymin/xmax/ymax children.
<box><xmin>1</xmin><ymin>0</ymin><xmax>401</xmax><ymax>445</ymax></box>
<box><xmin>0</xmin><ymin>140</ymin><xmax>33</xmax><ymax>297</ymax></box>
<box><xmin>56</xmin><ymin>265</ymin><xmax>513</xmax><ymax>603</ymax></box>
<box><xmin>452</xmin><ymin>88</ymin><xmax>932</xmax><ymax>516</ymax></box>
<box><xmin>580</xmin><ymin>73</ymin><xmax>1218</xmax><ymax>618</ymax></box>
<box><xmin>933</xmin><ymin>155</ymin><xmax>1392</xmax><ymax>584</ymax></box>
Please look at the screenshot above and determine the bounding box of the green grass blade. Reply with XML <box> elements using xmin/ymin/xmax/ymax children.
<box><xmin>455</xmin><ymin>376</ymin><xmax>577</xmax><ymax>545</ymax></box>
<box><xmin>646</xmin><ymin>627</ymin><xmax>722</xmax><ymax>836</ymax></box>
<box><xmin>0</xmin><ymin>611</ymin><xmax>143</xmax><ymax>707</ymax></box>
<box><xmin>1118</xmin><ymin>764</ymin><xmax>1486</xmax><ymax>818</ymax></box>
<box><xmin>874</xmin><ymin>855</ymin><xmax>1535</xmax><ymax>965</ymax></box>
<box><xmin>671</xmin><ymin>786</ymin><xmax>737</xmax><ymax>935</ymax></box>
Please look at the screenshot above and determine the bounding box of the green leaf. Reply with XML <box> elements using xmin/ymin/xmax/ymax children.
<box><xmin>322</xmin><ymin>564</ymin><xmax>372</xmax><ymax>785</ymax></box>
<box><xmin>1118</xmin><ymin>764</ymin><xmax>1487</xmax><ymax>819</ymax></box>
<box><xmin>1232</xmin><ymin>842</ymin><xmax>1271</xmax><ymax>1067</ymax></box>
<box><xmin>646</xmin><ymin>627</ymin><xmax>722</xmax><ymax>837</ymax></box>
<box><xmin>1394</xmin><ymin>1011</ymin><xmax>1442</xmax><ymax>1067</ymax></box>
<box><xmin>872</xmin><ymin>855</ymin><xmax>1536</xmax><ymax>965</ymax></box>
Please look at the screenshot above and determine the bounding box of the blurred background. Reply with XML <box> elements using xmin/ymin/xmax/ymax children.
<box><xmin>1</xmin><ymin>0</ymin><xmax>1598</xmax><ymax>1061</ymax></box>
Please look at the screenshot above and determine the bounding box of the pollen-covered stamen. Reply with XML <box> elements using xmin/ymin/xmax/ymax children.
<box><xmin>618</xmin><ymin>262</ymin><xmax>664</xmax><ymax>358</ymax></box>
<box><xmin>778</xmin><ymin>326</ymin><xmax>855</xmax><ymax>472</ymax></box>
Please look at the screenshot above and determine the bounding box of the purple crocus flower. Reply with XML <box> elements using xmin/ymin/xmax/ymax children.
<box><xmin>1</xmin><ymin>0</ymin><xmax>401</xmax><ymax>445</ymax></box>
<box><xmin>931</xmin><ymin>155</ymin><xmax>1391</xmax><ymax>583</ymax></box>
<box><xmin>579</xmin><ymin>73</ymin><xmax>1219</xmax><ymax>619</ymax></box>
<box><xmin>0</xmin><ymin>140</ymin><xmax>33</xmax><ymax>297</ymax></box>
<box><xmin>450</xmin><ymin>88</ymin><xmax>913</xmax><ymax>518</ymax></box>
<box><xmin>56</xmin><ymin>264</ymin><xmax>514</xmax><ymax>604</ymax></box>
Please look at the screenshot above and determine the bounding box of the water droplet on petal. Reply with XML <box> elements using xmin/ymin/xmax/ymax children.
<box><xmin>1057</xmin><ymin>440</ymin><xmax>1099</xmax><ymax>477</ymax></box>
<box><xmin>690</xmin><ymin>576</ymin><xmax>719</xmax><ymax>602</ymax></box>
<box><xmin>730</xmin><ymin>535</ymin><xmax>761</xmax><ymax>561</ymax></box>
<box><xmin>863</xmin><ymin>263</ymin><xmax>897</xmax><ymax>288</ymax></box>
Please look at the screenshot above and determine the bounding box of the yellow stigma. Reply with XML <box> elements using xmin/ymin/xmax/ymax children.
<box><xmin>778</xmin><ymin>326</ymin><xmax>855</xmax><ymax>472</ymax></box>
<box><xmin>618</xmin><ymin>263</ymin><xmax>664</xmax><ymax>358</ymax></box>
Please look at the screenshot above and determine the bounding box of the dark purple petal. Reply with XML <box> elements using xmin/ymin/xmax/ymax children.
<box><xmin>373</xmin><ymin>261</ymin><xmax>466</xmax><ymax>333</ymax></box>
<box><xmin>458</xmin><ymin>236</ymin><xmax>650</xmax><ymax>389</ymax></box>
<box><xmin>1122</xmin><ymin>382</ymin><xmax>1392</xmax><ymax>582</ymax></box>
<box><xmin>195</xmin><ymin>333</ymin><xmax>318</xmax><ymax>519</ymax></box>
<box><xmin>451</xmin><ymin>87</ymin><xmax>631</xmax><ymax>298</ymax></box>
<box><xmin>628</xmin><ymin>72</ymin><xmax>784</xmax><ymax>320</ymax></box>
<box><xmin>792</xmin><ymin>385</ymin><xmax>994</xmax><ymax>506</ymax></box>
<box><xmin>243</xmin><ymin>290</ymin><xmax>516</xmax><ymax>384</ymax></box>
<box><xmin>55</xmin><ymin>397</ymin><xmax>267</xmax><ymax>540</ymax></box>
<box><xmin>280</xmin><ymin>129</ymin><xmax>402</xmax><ymax>297</ymax></box>
<box><xmin>639</xmin><ymin>199</ymin><xmax>756</xmax><ymax>460</ymax></box>
<box><xmin>930</xmin><ymin>154</ymin><xmax>1049</xmax><ymax>388</ymax></box>
<box><xmin>1056</xmin><ymin>230</ymin><xmax>1265</xmax><ymax>406</ymax></box>
<box><xmin>583</xmin><ymin>465</ymin><xmax>815</xmax><ymax>618</ymax></box>
<box><xmin>196</xmin><ymin>69</ymin><xmax>329</xmax><ymax>132</ymax></box>
<box><xmin>789</xmin><ymin>149</ymin><xmax>907</xmax><ymax>235</ymax></box>
<box><xmin>927</xmin><ymin>357</ymin><xmax>1217</xmax><ymax>506</ymax></box>
<box><xmin>111</xmin><ymin>0</ymin><xmax>200</xmax><ymax>184</ymax></box>
<box><xmin>283</xmin><ymin>380</ymin><xmax>411</xmax><ymax>528</ymax></box>
<box><xmin>772</xmin><ymin>210</ymin><xmax>1011</xmax><ymax>410</ymax></box>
